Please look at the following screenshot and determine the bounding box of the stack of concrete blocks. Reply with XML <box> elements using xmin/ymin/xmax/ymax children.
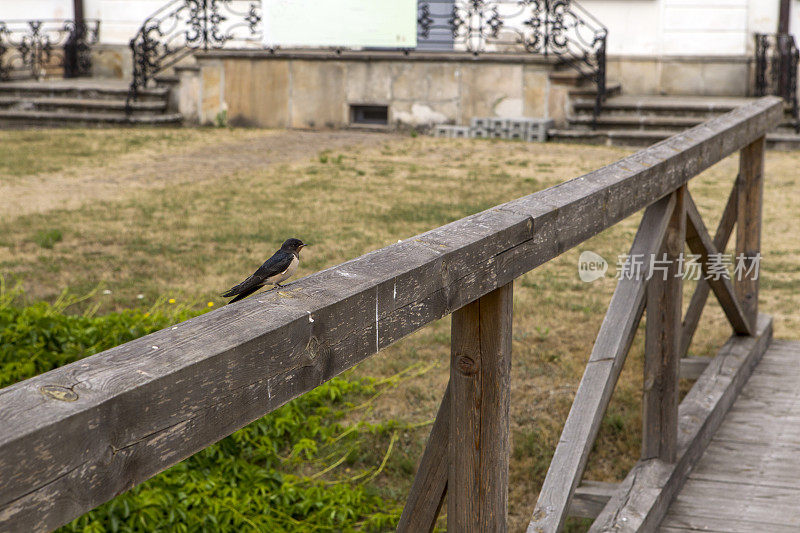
<box><xmin>472</xmin><ymin>117</ymin><xmax>554</xmax><ymax>142</ymax></box>
<box><xmin>433</xmin><ymin>117</ymin><xmax>554</xmax><ymax>142</ymax></box>
<box><xmin>432</xmin><ymin>125</ymin><xmax>471</xmax><ymax>138</ymax></box>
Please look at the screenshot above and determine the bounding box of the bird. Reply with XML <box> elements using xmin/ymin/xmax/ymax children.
<box><xmin>222</xmin><ymin>238</ymin><xmax>308</xmax><ymax>304</ymax></box>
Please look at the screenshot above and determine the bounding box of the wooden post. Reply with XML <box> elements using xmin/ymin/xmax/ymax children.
<box><xmin>72</xmin><ymin>0</ymin><xmax>85</xmax><ymax>23</ymax></box>
<box><xmin>779</xmin><ymin>0</ymin><xmax>791</xmax><ymax>34</ymax></box>
<box><xmin>448</xmin><ymin>282</ymin><xmax>512</xmax><ymax>532</ymax></box>
<box><xmin>642</xmin><ymin>187</ymin><xmax>685</xmax><ymax>462</ymax></box>
<box><xmin>736</xmin><ymin>136</ymin><xmax>765</xmax><ymax>333</ymax></box>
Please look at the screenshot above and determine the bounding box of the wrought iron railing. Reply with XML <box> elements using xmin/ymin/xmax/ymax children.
<box><xmin>0</xmin><ymin>19</ymin><xmax>100</xmax><ymax>81</ymax></box>
<box><xmin>126</xmin><ymin>0</ymin><xmax>262</xmax><ymax>112</ymax></box>
<box><xmin>417</xmin><ymin>0</ymin><xmax>608</xmax><ymax>124</ymax></box>
<box><xmin>755</xmin><ymin>32</ymin><xmax>799</xmax><ymax>132</ymax></box>
<box><xmin>126</xmin><ymin>0</ymin><xmax>607</xmax><ymax>122</ymax></box>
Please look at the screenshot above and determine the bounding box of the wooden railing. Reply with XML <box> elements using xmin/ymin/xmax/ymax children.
<box><xmin>0</xmin><ymin>97</ymin><xmax>782</xmax><ymax>532</ymax></box>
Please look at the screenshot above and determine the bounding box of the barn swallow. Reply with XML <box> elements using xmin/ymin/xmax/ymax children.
<box><xmin>222</xmin><ymin>238</ymin><xmax>307</xmax><ymax>304</ymax></box>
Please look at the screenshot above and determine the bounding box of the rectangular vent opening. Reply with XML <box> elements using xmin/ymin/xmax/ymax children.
<box><xmin>350</xmin><ymin>104</ymin><xmax>389</xmax><ymax>126</ymax></box>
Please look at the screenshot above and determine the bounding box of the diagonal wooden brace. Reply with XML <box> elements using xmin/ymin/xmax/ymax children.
<box><xmin>528</xmin><ymin>193</ymin><xmax>677</xmax><ymax>533</ymax></box>
<box><xmin>397</xmin><ymin>383</ymin><xmax>450</xmax><ymax>533</ymax></box>
<box><xmin>685</xmin><ymin>192</ymin><xmax>753</xmax><ymax>336</ymax></box>
<box><xmin>680</xmin><ymin>182</ymin><xmax>738</xmax><ymax>358</ymax></box>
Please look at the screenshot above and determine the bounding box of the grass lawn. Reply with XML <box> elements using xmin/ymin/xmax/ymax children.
<box><xmin>2</xmin><ymin>127</ymin><xmax>800</xmax><ymax>531</ymax></box>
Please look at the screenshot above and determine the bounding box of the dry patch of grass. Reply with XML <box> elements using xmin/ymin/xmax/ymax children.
<box><xmin>2</xmin><ymin>128</ymin><xmax>800</xmax><ymax>531</ymax></box>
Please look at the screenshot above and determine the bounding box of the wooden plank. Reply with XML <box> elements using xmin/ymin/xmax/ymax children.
<box><xmin>448</xmin><ymin>282</ymin><xmax>512</xmax><ymax>532</ymax></box>
<box><xmin>736</xmin><ymin>136</ymin><xmax>765</xmax><ymax>332</ymax></box>
<box><xmin>665</xmin><ymin>479</ymin><xmax>800</xmax><ymax>525</ymax></box>
<box><xmin>680</xmin><ymin>183</ymin><xmax>737</xmax><ymax>358</ymax></box>
<box><xmin>0</xmin><ymin>98</ymin><xmax>783</xmax><ymax>531</ymax></box>
<box><xmin>684</xmin><ymin>192</ymin><xmax>752</xmax><ymax>336</ymax></box>
<box><xmin>678</xmin><ymin>357</ymin><xmax>711</xmax><ymax>380</ymax></box>
<box><xmin>712</xmin><ymin>415</ymin><xmax>800</xmax><ymax>446</ymax></box>
<box><xmin>643</xmin><ymin>187</ymin><xmax>685</xmax><ymax>462</ymax></box>
<box><xmin>662</xmin><ymin>513</ymin><xmax>800</xmax><ymax>533</ymax></box>
<box><xmin>688</xmin><ymin>440</ymin><xmax>800</xmax><ymax>490</ymax></box>
<box><xmin>567</xmin><ymin>481</ymin><xmax>617</xmax><ymax>519</ymax></box>
<box><xmin>528</xmin><ymin>194</ymin><xmax>676</xmax><ymax>533</ymax></box>
<box><xmin>589</xmin><ymin>314</ymin><xmax>773</xmax><ymax>533</ymax></box>
<box><xmin>396</xmin><ymin>383</ymin><xmax>449</xmax><ymax>533</ymax></box>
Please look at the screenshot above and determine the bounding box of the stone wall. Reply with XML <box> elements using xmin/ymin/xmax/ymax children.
<box><xmin>606</xmin><ymin>55</ymin><xmax>752</xmax><ymax>97</ymax></box>
<box><xmin>187</xmin><ymin>50</ymin><xmax>563</xmax><ymax>129</ymax></box>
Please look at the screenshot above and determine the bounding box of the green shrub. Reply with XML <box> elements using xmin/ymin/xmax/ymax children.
<box><xmin>0</xmin><ymin>282</ymin><xmax>409</xmax><ymax>531</ymax></box>
<box><xmin>33</xmin><ymin>228</ymin><xmax>63</xmax><ymax>249</ymax></box>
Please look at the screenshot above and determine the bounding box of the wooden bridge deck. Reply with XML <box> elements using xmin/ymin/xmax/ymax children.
<box><xmin>660</xmin><ymin>339</ymin><xmax>800</xmax><ymax>532</ymax></box>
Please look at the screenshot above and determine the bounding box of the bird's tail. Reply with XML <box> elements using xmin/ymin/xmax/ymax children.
<box><xmin>226</xmin><ymin>293</ymin><xmax>248</xmax><ymax>304</ymax></box>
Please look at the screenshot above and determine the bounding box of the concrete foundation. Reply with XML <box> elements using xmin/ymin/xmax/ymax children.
<box><xmin>189</xmin><ymin>49</ymin><xmax>562</xmax><ymax>129</ymax></box>
<box><xmin>606</xmin><ymin>55</ymin><xmax>753</xmax><ymax>97</ymax></box>
<box><xmin>158</xmin><ymin>49</ymin><xmax>761</xmax><ymax>129</ymax></box>
<box><xmin>90</xmin><ymin>44</ymin><xmax>132</xmax><ymax>80</ymax></box>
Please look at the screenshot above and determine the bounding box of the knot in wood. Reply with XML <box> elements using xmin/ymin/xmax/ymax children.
<box><xmin>39</xmin><ymin>384</ymin><xmax>78</xmax><ymax>402</ymax></box>
<box><xmin>456</xmin><ymin>355</ymin><xmax>478</xmax><ymax>376</ymax></box>
<box><xmin>305</xmin><ymin>337</ymin><xmax>331</xmax><ymax>361</ymax></box>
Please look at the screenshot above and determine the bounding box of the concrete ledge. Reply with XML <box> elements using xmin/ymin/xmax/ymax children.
<box><xmin>608</xmin><ymin>54</ymin><xmax>751</xmax><ymax>64</ymax></box>
<box><xmin>196</xmin><ymin>48</ymin><xmax>556</xmax><ymax>65</ymax></box>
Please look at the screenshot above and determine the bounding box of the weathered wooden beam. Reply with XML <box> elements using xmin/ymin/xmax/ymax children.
<box><xmin>680</xmin><ymin>183</ymin><xmax>738</xmax><ymax>358</ymax></box>
<box><xmin>528</xmin><ymin>194</ymin><xmax>676</xmax><ymax>533</ymax></box>
<box><xmin>678</xmin><ymin>357</ymin><xmax>712</xmax><ymax>380</ymax></box>
<box><xmin>736</xmin><ymin>136</ymin><xmax>765</xmax><ymax>332</ymax></box>
<box><xmin>448</xmin><ymin>282</ymin><xmax>513</xmax><ymax>532</ymax></box>
<box><xmin>643</xmin><ymin>187</ymin><xmax>685</xmax><ymax>463</ymax></box>
<box><xmin>568</xmin><ymin>481</ymin><xmax>618</xmax><ymax>519</ymax></box>
<box><xmin>396</xmin><ymin>383</ymin><xmax>449</xmax><ymax>533</ymax></box>
<box><xmin>590</xmin><ymin>314</ymin><xmax>773</xmax><ymax>532</ymax></box>
<box><xmin>0</xmin><ymin>97</ymin><xmax>782</xmax><ymax>531</ymax></box>
<box><xmin>685</xmin><ymin>192</ymin><xmax>753</xmax><ymax>336</ymax></box>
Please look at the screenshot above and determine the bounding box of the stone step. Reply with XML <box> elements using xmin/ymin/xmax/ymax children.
<box><xmin>0</xmin><ymin>81</ymin><xmax>168</xmax><ymax>103</ymax></box>
<box><xmin>568</xmin><ymin>82</ymin><xmax>622</xmax><ymax>99</ymax></box>
<box><xmin>0</xmin><ymin>96</ymin><xmax>167</xmax><ymax>114</ymax></box>
<box><xmin>548</xmin><ymin>128</ymin><xmax>676</xmax><ymax>148</ymax></box>
<box><xmin>573</xmin><ymin>96</ymin><xmax>751</xmax><ymax>118</ymax></box>
<box><xmin>549</xmin><ymin>128</ymin><xmax>800</xmax><ymax>150</ymax></box>
<box><xmin>569</xmin><ymin>113</ymin><xmax>800</xmax><ymax>131</ymax></box>
<box><xmin>568</xmin><ymin>114</ymin><xmax>702</xmax><ymax>130</ymax></box>
<box><xmin>0</xmin><ymin>109</ymin><xmax>183</xmax><ymax>128</ymax></box>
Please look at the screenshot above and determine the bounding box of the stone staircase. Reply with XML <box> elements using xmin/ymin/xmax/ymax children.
<box><xmin>0</xmin><ymin>79</ymin><xmax>182</xmax><ymax>128</ymax></box>
<box><xmin>550</xmin><ymin>94</ymin><xmax>800</xmax><ymax>150</ymax></box>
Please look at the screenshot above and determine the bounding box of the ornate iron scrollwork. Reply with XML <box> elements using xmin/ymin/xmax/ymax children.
<box><xmin>127</xmin><ymin>0</ymin><xmax>262</xmax><ymax>112</ymax></box>
<box><xmin>0</xmin><ymin>19</ymin><xmax>99</xmax><ymax>81</ymax></box>
<box><xmin>417</xmin><ymin>0</ymin><xmax>607</xmax><ymax>125</ymax></box>
<box><xmin>754</xmin><ymin>33</ymin><xmax>799</xmax><ymax>132</ymax></box>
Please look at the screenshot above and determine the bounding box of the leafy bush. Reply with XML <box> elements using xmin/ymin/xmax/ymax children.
<box><xmin>32</xmin><ymin>228</ymin><xmax>63</xmax><ymax>249</ymax></box>
<box><xmin>0</xmin><ymin>282</ymin><xmax>200</xmax><ymax>389</ymax></box>
<box><xmin>0</xmin><ymin>282</ymin><xmax>413</xmax><ymax>531</ymax></box>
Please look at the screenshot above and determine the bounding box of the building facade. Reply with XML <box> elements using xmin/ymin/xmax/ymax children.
<box><xmin>1</xmin><ymin>0</ymin><xmax>798</xmax><ymax>129</ymax></box>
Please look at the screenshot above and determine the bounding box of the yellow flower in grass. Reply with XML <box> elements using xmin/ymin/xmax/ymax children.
<box><xmin>207</xmin><ymin>302</ymin><xmax>214</xmax><ymax>308</ymax></box>
<box><xmin>168</xmin><ymin>298</ymin><xmax>176</xmax><ymax>304</ymax></box>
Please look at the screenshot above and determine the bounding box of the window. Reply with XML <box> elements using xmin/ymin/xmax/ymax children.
<box><xmin>350</xmin><ymin>105</ymin><xmax>389</xmax><ymax>126</ymax></box>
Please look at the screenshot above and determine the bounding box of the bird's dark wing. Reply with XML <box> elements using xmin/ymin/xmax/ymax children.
<box><xmin>222</xmin><ymin>251</ymin><xmax>294</xmax><ymax>303</ymax></box>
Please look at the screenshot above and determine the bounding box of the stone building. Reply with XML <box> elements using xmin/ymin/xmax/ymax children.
<box><xmin>1</xmin><ymin>0</ymin><xmax>798</xmax><ymax>145</ymax></box>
